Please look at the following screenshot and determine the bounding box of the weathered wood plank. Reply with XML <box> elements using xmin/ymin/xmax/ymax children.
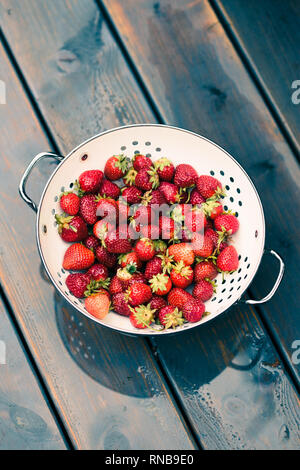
<box><xmin>1</xmin><ymin>0</ymin><xmax>300</xmax><ymax>449</ymax></box>
<box><xmin>100</xmin><ymin>0</ymin><xmax>300</xmax><ymax>383</ymax></box>
<box><xmin>0</xmin><ymin>35</ymin><xmax>196</xmax><ymax>449</ymax></box>
<box><xmin>0</xmin><ymin>295</ymin><xmax>66</xmax><ymax>449</ymax></box>
<box><xmin>213</xmin><ymin>0</ymin><xmax>300</xmax><ymax>150</ymax></box>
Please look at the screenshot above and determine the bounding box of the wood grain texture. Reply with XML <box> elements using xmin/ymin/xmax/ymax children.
<box><xmin>1</xmin><ymin>0</ymin><xmax>299</xmax><ymax>449</ymax></box>
<box><xmin>0</xmin><ymin>38</ymin><xmax>195</xmax><ymax>449</ymax></box>
<box><xmin>0</xmin><ymin>296</ymin><xmax>65</xmax><ymax>449</ymax></box>
<box><xmin>100</xmin><ymin>0</ymin><xmax>300</xmax><ymax>383</ymax></box>
<box><xmin>214</xmin><ymin>0</ymin><xmax>300</xmax><ymax>150</ymax></box>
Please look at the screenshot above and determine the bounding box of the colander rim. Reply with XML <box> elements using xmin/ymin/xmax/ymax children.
<box><xmin>36</xmin><ymin>123</ymin><xmax>265</xmax><ymax>336</ymax></box>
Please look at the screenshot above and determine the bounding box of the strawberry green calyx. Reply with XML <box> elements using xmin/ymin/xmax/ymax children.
<box><xmin>73</xmin><ymin>180</ymin><xmax>85</xmax><ymax>197</ymax></box>
<box><xmin>195</xmin><ymin>252</ymin><xmax>217</xmax><ymax>264</ymax></box>
<box><xmin>114</xmin><ymin>154</ymin><xmax>130</xmax><ymax>173</ymax></box>
<box><xmin>117</xmin><ymin>267</ymin><xmax>133</xmax><ymax>283</ymax></box>
<box><xmin>154</xmin><ymin>157</ymin><xmax>172</xmax><ymax>170</ymax></box>
<box><xmin>125</xmin><ymin>263</ymin><xmax>137</xmax><ymax>274</ymax></box>
<box><xmin>55</xmin><ymin>214</ymin><xmax>76</xmax><ymax>234</ymax></box>
<box><xmin>153</xmin><ymin>240</ymin><xmax>168</xmax><ymax>253</ymax></box>
<box><xmin>149</xmin><ymin>273</ymin><xmax>168</xmax><ymax>293</ymax></box>
<box><xmin>204</xmin><ymin>278</ymin><xmax>217</xmax><ymax>293</ymax></box>
<box><xmin>141</xmin><ymin>190</ymin><xmax>153</xmax><ymax>206</ymax></box>
<box><xmin>123</xmin><ymin>166</ymin><xmax>137</xmax><ymax>186</ymax></box>
<box><xmin>147</xmin><ymin>168</ymin><xmax>159</xmax><ymax>189</ymax></box>
<box><xmin>202</xmin><ymin>199</ymin><xmax>222</xmax><ymax>217</ymax></box>
<box><xmin>162</xmin><ymin>307</ymin><xmax>185</xmax><ymax>329</ymax></box>
<box><xmin>157</xmin><ymin>251</ymin><xmax>174</xmax><ymax>274</ymax></box>
<box><xmin>84</xmin><ymin>279</ymin><xmax>110</xmax><ymax>297</ymax></box>
<box><xmin>216</xmin><ymin>227</ymin><xmax>228</xmax><ymax>251</ymax></box>
<box><xmin>173</xmin><ymin>260</ymin><xmax>191</xmax><ymax>278</ymax></box>
<box><xmin>130</xmin><ymin>304</ymin><xmax>156</xmax><ymax>328</ymax></box>
<box><xmin>171</xmin><ymin>205</ymin><xmax>185</xmax><ymax>224</ymax></box>
<box><xmin>210</xmin><ymin>185</ymin><xmax>226</xmax><ymax>201</ymax></box>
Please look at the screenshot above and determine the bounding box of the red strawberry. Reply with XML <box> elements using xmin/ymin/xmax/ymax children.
<box><xmin>66</xmin><ymin>273</ymin><xmax>92</xmax><ymax>298</ymax></box>
<box><xmin>109</xmin><ymin>276</ymin><xmax>124</xmax><ymax>295</ymax></box>
<box><xmin>99</xmin><ymin>179</ymin><xmax>120</xmax><ymax>200</ymax></box>
<box><xmin>84</xmin><ymin>235</ymin><xmax>99</xmax><ymax>252</ymax></box>
<box><xmin>168</xmin><ymin>288</ymin><xmax>194</xmax><ymax>309</ymax></box>
<box><xmin>122</xmin><ymin>186</ymin><xmax>143</xmax><ymax>204</ymax></box>
<box><xmin>196</xmin><ymin>175</ymin><xmax>224</xmax><ymax>199</ymax></box>
<box><xmin>133</xmin><ymin>154</ymin><xmax>153</xmax><ymax>171</ymax></box>
<box><xmin>87</xmin><ymin>263</ymin><xmax>109</xmax><ymax>282</ymax></box>
<box><xmin>135</xmin><ymin>168</ymin><xmax>159</xmax><ymax>191</ymax></box>
<box><xmin>118</xmin><ymin>251</ymin><xmax>142</xmax><ymax>269</ymax></box>
<box><xmin>116</xmin><ymin>201</ymin><xmax>130</xmax><ymax>224</ymax></box>
<box><xmin>85</xmin><ymin>293</ymin><xmax>110</xmax><ymax>319</ymax></box>
<box><xmin>60</xmin><ymin>192</ymin><xmax>80</xmax><ymax>215</ymax></box>
<box><xmin>123</xmin><ymin>167</ymin><xmax>137</xmax><ymax>186</ymax></box>
<box><xmin>168</xmin><ymin>243</ymin><xmax>194</xmax><ymax>266</ymax></box>
<box><xmin>140</xmin><ymin>224</ymin><xmax>160</xmax><ymax>239</ymax></box>
<box><xmin>174</xmin><ymin>164</ymin><xmax>198</xmax><ymax>188</ymax></box>
<box><xmin>78</xmin><ymin>170</ymin><xmax>103</xmax><ymax>194</ymax></box>
<box><xmin>216</xmin><ymin>246</ymin><xmax>239</xmax><ymax>272</ymax></box>
<box><xmin>184</xmin><ymin>207</ymin><xmax>207</xmax><ymax>233</ymax></box>
<box><xmin>182</xmin><ymin>299</ymin><xmax>205</xmax><ymax>323</ymax></box>
<box><xmin>126</xmin><ymin>283</ymin><xmax>152</xmax><ymax>306</ymax></box>
<box><xmin>144</xmin><ymin>256</ymin><xmax>163</xmax><ymax>280</ymax></box>
<box><xmin>112</xmin><ymin>292</ymin><xmax>132</xmax><ymax>316</ymax></box>
<box><xmin>158</xmin><ymin>305</ymin><xmax>184</xmax><ymax>329</ymax></box>
<box><xmin>93</xmin><ymin>219</ymin><xmax>112</xmax><ymax>241</ymax></box>
<box><xmin>149</xmin><ymin>295</ymin><xmax>167</xmax><ymax>313</ymax></box>
<box><xmin>127</xmin><ymin>272</ymin><xmax>147</xmax><ymax>287</ymax></box>
<box><xmin>159</xmin><ymin>216</ymin><xmax>176</xmax><ymax>239</ymax></box>
<box><xmin>79</xmin><ymin>194</ymin><xmax>97</xmax><ymax>225</ymax></box>
<box><xmin>63</xmin><ymin>243</ymin><xmax>95</xmax><ymax>270</ymax></box>
<box><xmin>194</xmin><ymin>260</ymin><xmax>218</xmax><ymax>282</ymax></box>
<box><xmin>205</xmin><ymin>228</ymin><xmax>228</xmax><ymax>252</ymax></box>
<box><xmin>96</xmin><ymin>197</ymin><xmax>118</xmax><ymax>221</ymax></box>
<box><xmin>159</xmin><ymin>182</ymin><xmax>181</xmax><ymax>204</ymax></box>
<box><xmin>149</xmin><ymin>273</ymin><xmax>172</xmax><ymax>296</ymax></box>
<box><xmin>214</xmin><ymin>213</ymin><xmax>239</xmax><ymax>235</ymax></box>
<box><xmin>95</xmin><ymin>245</ymin><xmax>117</xmax><ymax>268</ymax></box>
<box><xmin>154</xmin><ymin>158</ymin><xmax>175</xmax><ymax>181</ymax></box>
<box><xmin>193</xmin><ymin>280</ymin><xmax>215</xmax><ymax>301</ymax></box>
<box><xmin>105</xmin><ymin>227</ymin><xmax>132</xmax><ymax>254</ymax></box>
<box><xmin>129</xmin><ymin>304</ymin><xmax>155</xmax><ymax>329</ymax></box>
<box><xmin>170</xmin><ymin>261</ymin><xmax>193</xmax><ymax>288</ymax></box>
<box><xmin>55</xmin><ymin>214</ymin><xmax>88</xmax><ymax>242</ymax></box>
<box><xmin>135</xmin><ymin>238</ymin><xmax>155</xmax><ymax>261</ymax></box>
<box><xmin>191</xmin><ymin>233</ymin><xmax>214</xmax><ymax>258</ymax></box>
<box><xmin>131</xmin><ymin>205</ymin><xmax>154</xmax><ymax>225</ymax></box>
<box><xmin>141</xmin><ymin>189</ymin><xmax>167</xmax><ymax>206</ymax></box>
<box><xmin>190</xmin><ymin>188</ymin><xmax>205</xmax><ymax>205</ymax></box>
<box><xmin>116</xmin><ymin>266</ymin><xmax>137</xmax><ymax>290</ymax></box>
<box><xmin>104</xmin><ymin>155</ymin><xmax>129</xmax><ymax>180</ymax></box>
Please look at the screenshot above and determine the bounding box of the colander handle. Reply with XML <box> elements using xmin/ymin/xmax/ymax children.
<box><xmin>245</xmin><ymin>249</ymin><xmax>285</xmax><ymax>305</ymax></box>
<box><xmin>19</xmin><ymin>152</ymin><xmax>64</xmax><ymax>213</ymax></box>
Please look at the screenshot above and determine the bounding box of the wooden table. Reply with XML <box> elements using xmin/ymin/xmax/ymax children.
<box><xmin>0</xmin><ymin>0</ymin><xmax>299</xmax><ymax>450</ymax></box>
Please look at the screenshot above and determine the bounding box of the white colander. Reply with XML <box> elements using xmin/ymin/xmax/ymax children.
<box><xmin>19</xmin><ymin>124</ymin><xmax>284</xmax><ymax>336</ymax></box>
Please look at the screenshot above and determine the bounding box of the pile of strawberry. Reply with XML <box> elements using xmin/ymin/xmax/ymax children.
<box><xmin>56</xmin><ymin>153</ymin><xmax>239</xmax><ymax>330</ymax></box>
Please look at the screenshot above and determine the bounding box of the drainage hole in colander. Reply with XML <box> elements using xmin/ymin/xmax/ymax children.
<box><xmin>211</xmin><ymin>297</ymin><xmax>216</xmax><ymax>302</ymax></box>
<box><xmin>238</xmin><ymin>201</ymin><xmax>242</xmax><ymax>206</ymax></box>
<box><xmin>230</xmin><ymin>197</ymin><xmax>234</xmax><ymax>203</ymax></box>
<box><xmin>229</xmin><ymin>287</ymin><xmax>233</xmax><ymax>292</ymax></box>
<box><xmin>230</xmin><ymin>278</ymin><xmax>234</xmax><ymax>284</ymax></box>
<box><xmin>238</xmin><ymin>255</ymin><xmax>241</xmax><ymax>260</ymax></box>
<box><xmin>51</xmin><ymin>209</ymin><xmax>55</xmax><ymax>215</ymax></box>
<box><xmin>210</xmin><ymin>170</ymin><xmax>215</xmax><ymax>175</ymax></box>
<box><xmin>156</xmin><ymin>147</ymin><xmax>161</xmax><ymax>152</ymax></box>
<box><xmin>121</xmin><ymin>146</ymin><xmax>126</xmax><ymax>150</ymax></box>
<box><xmin>132</xmin><ymin>141</ymin><xmax>138</xmax><ymax>145</ymax></box>
<box><xmin>235</xmin><ymin>212</ymin><xmax>239</xmax><ymax>217</ymax></box>
<box><xmin>53</xmin><ymin>221</ymin><xmax>57</xmax><ymax>227</ymax></box>
<box><xmin>221</xmin><ymin>288</ymin><xmax>226</xmax><ymax>293</ymax></box>
<box><xmin>244</xmin><ymin>256</ymin><xmax>248</xmax><ymax>262</ymax></box>
<box><xmin>61</xmin><ymin>186</ymin><xmax>65</xmax><ymax>192</ymax></box>
<box><xmin>237</xmin><ymin>286</ymin><xmax>241</xmax><ymax>290</ymax></box>
<box><xmin>146</xmin><ymin>153</ymin><xmax>152</xmax><ymax>158</ymax></box>
<box><xmin>57</xmin><ymin>272</ymin><xmax>61</xmax><ymax>278</ymax></box>
<box><xmin>237</xmin><ymin>188</ymin><xmax>241</xmax><ymax>193</ymax></box>
<box><xmin>228</xmin><ymin>295</ymin><xmax>232</xmax><ymax>299</ymax></box>
<box><xmin>247</xmin><ymin>264</ymin><xmax>250</xmax><ymax>269</ymax></box>
<box><xmin>238</xmin><ymin>268</ymin><xmax>241</xmax><ymax>273</ymax></box>
<box><xmin>61</xmin><ymin>268</ymin><xmax>65</xmax><ymax>274</ymax></box>
<box><xmin>238</xmin><ymin>277</ymin><xmax>241</xmax><ymax>282</ymax></box>
<box><xmin>230</xmin><ymin>177</ymin><xmax>234</xmax><ymax>182</ymax></box>
<box><xmin>54</xmin><ymin>196</ymin><xmax>58</xmax><ymax>202</ymax></box>
<box><xmin>69</xmin><ymin>182</ymin><xmax>73</xmax><ymax>188</ymax></box>
<box><xmin>81</xmin><ymin>154</ymin><xmax>88</xmax><ymax>161</ymax></box>
<box><xmin>220</xmin><ymin>170</ymin><xmax>225</xmax><ymax>176</ymax></box>
<box><xmin>222</xmin><ymin>279</ymin><xmax>226</xmax><ymax>284</ymax></box>
<box><xmin>218</xmin><ymin>299</ymin><xmax>223</xmax><ymax>303</ymax></box>
<box><xmin>224</xmin><ymin>205</ymin><xmax>228</xmax><ymax>211</ymax></box>
<box><xmin>134</xmin><ymin>150</ymin><xmax>140</xmax><ymax>154</ymax></box>
<box><xmin>244</xmin><ymin>274</ymin><xmax>248</xmax><ymax>279</ymax></box>
<box><xmin>59</xmin><ymin>281</ymin><xmax>62</xmax><ymax>286</ymax></box>
<box><xmin>145</xmin><ymin>141</ymin><xmax>151</xmax><ymax>146</ymax></box>
<box><xmin>225</xmin><ymin>185</ymin><xmax>230</xmax><ymax>191</ymax></box>
<box><xmin>64</xmin><ymin>291</ymin><xmax>69</xmax><ymax>296</ymax></box>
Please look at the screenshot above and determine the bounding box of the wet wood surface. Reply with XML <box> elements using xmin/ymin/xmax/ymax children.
<box><xmin>0</xmin><ymin>0</ymin><xmax>299</xmax><ymax>449</ymax></box>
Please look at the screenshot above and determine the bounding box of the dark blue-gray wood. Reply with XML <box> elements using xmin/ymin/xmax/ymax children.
<box><xmin>0</xmin><ymin>295</ymin><xmax>66</xmax><ymax>449</ymax></box>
